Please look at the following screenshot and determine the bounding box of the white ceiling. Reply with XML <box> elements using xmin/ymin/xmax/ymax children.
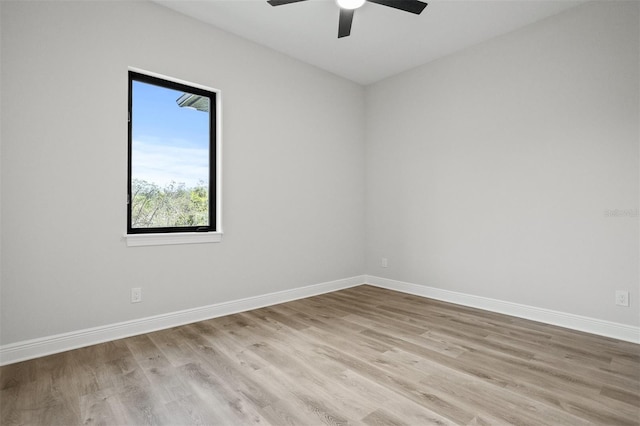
<box><xmin>155</xmin><ymin>0</ymin><xmax>583</xmax><ymax>85</ymax></box>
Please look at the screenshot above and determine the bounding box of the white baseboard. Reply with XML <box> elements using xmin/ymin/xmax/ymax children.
<box><xmin>0</xmin><ymin>275</ymin><xmax>366</xmax><ymax>366</ymax></box>
<box><xmin>2</xmin><ymin>274</ymin><xmax>637</xmax><ymax>365</ymax></box>
<box><xmin>365</xmin><ymin>275</ymin><xmax>640</xmax><ymax>344</ymax></box>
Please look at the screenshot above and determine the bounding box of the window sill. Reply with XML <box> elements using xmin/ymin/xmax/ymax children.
<box><xmin>125</xmin><ymin>231</ymin><xmax>223</xmax><ymax>247</ymax></box>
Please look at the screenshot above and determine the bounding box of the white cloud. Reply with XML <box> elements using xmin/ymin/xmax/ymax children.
<box><xmin>132</xmin><ymin>139</ymin><xmax>209</xmax><ymax>188</ymax></box>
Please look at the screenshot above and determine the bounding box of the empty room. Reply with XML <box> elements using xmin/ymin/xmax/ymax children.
<box><xmin>1</xmin><ymin>0</ymin><xmax>638</xmax><ymax>424</ymax></box>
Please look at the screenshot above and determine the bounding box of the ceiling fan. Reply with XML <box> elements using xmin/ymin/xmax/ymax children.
<box><xmin>267</xmin><ymin>0</ymin><xmax>428</xmax><ymax>38</ymax></box>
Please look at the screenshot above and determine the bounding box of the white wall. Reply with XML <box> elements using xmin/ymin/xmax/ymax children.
<box><xmin>365</xmin><ymin>1</ymin><xmax>639</xmax><ymax>326</ymax></box>
<box><xmin>0</xmin><ymin>1</ymin><xmax>366</xmax><ymax>345</ymax></box>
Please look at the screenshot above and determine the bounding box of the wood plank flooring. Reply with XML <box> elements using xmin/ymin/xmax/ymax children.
<box><xmin>1</xmin><ymin>285</ymin><xmax>639</xmax><ymax>425</ymax></box>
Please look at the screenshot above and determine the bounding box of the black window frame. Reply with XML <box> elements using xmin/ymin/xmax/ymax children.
<box><xmin>127</xmin><ymin>71</ymin><xmax>217</xmax><ymax>234</ymax></box>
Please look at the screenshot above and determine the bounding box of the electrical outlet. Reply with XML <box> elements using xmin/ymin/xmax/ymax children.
<box><xmin>615</xmin><ymin>290</ymin><xmax>629</xmax><ymax>307</ymax></box>
<box><xmin>131</xmin><ymin>287</ymin><xmax>142</xmax><ymax>303</ymax></box>
<box><xmin>381</xmin><ymin>257</ymin><xmax>388</xmax><ymax>268</ymax></box>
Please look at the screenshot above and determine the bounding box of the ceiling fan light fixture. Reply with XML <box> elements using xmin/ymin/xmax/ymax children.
<box><xmin>336</xmin><ymin>0</ymin><xmax>365</xmax><ymax>10</ymax></box>
<box><xmin>268</xmin><ymin>0</ymin><xmax>428</xmax><ymax>38</ymax></box>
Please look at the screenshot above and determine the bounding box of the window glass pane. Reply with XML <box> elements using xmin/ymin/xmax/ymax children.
<box><xmin>131</xmin><ymin>80</ymin><xmax>210</xmax><ymax>229</ymax></box>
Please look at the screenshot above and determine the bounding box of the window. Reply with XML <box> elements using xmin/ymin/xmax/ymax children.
<box><xmin>127</xmin><ymin>69</ymin><xmax>222</xmax><ymax>246</ymax></box>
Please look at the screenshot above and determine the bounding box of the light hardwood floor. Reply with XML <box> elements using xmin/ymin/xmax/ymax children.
<box><xmin>1</xmin><ymin>285</ymin><xmax>639</xmax><ymax>425</ymax></box>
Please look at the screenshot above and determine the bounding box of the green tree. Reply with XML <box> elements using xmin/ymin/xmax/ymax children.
<box><xmin>131</xmin><ymin>179</ymin><xmax>209</xmax><ymax>228</ymax></box>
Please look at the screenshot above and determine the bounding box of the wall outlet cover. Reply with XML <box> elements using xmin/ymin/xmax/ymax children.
<box><xmin>131</xmin><ymin>287</ymin><xmax>142</xmax><ymax>303</ymax></box>
<box><xmin>615</xmin><ymin>290</ymin><xmax>629</xmax><ymax>307</ymax></box>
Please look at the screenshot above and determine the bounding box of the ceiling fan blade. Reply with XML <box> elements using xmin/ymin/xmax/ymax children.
<box><xmin>338</xmin><ymin>8</ymin><xmax>354</xmax><ymax>38</ymax></box>
<box><xmin>367</xmin><ymin>0</ymin><xmax>427</xmax><ymax>14</ymax></box>
<box><xmin>267</xmin><ymin>0</ymin><xmax>309</xmax><ymax>6</ymax></box>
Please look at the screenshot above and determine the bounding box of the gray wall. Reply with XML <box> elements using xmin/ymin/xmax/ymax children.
<box><xmin>365</xmin><ymin>1</ymin><xmax>639</xmax><ymax>326</ymax></box>
<box><xmin>0</xmin><ymin>1</ymin><xmax>366</xmax><ymax>345</ymax></box>
<box><xmin>2</xmin><ymin>0</ymin><xmax>638</xmax><ymax>347</ymax></box>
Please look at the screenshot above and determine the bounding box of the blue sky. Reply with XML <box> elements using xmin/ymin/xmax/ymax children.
<box><xmin>131</xmin><ymin>80</ymin><xmax>209</xmax><ymax>188</ymax></box>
